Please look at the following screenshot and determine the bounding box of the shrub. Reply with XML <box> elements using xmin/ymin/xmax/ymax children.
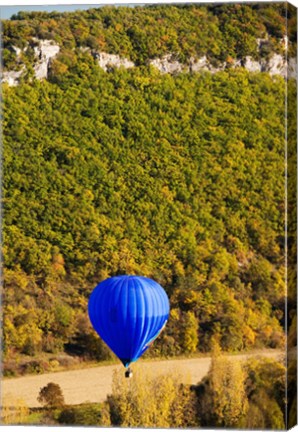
<box><xmin>58</xmin><ymin>403</ymin><xmax>101</xmax><ymax>426</ymax></box>
<box><xmin>21</xmin><ymin>360</ymin><xmax>50</xmax><ymax>375</ymax></box>
<box><xmin>1</xmin><ymin>394</ymin><xmax>29</xmax><ymax>425</ymax></box>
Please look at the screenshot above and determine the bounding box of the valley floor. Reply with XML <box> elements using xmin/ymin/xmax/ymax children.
<box><xmin>2</xmin><ymin>349</ymin><xmax>283</xmax><ymax>408</ymax></box>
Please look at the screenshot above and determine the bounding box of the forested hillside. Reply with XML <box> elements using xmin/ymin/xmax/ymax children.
<box><xmin>2</xmin><ymin>2</ymin><xmax>297</xmax><ymax>72</ymax></box>
<box><xmin>2</xmin><ymin>3</ymin><xmax>293</xmax><ymax>375</ymax></box>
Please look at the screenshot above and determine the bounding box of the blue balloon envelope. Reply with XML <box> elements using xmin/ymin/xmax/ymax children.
<box><xmin>88</xmin><ymin>275</ymin><xmax>170</xmax><ymax>367</ymax></box>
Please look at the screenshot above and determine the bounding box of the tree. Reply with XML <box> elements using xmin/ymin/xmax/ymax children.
<box><xmin>210</xmin><ymin>356</ymin><xmax>248</xmax><ymax>426</ymax></box>
<box><xmin>180</xmin><ymin>311</ymin><xmax>199</xmax><ymax>353</ymax></box>
<box><xmin>197</xmin><ymin>346</ymin><xmax>248</xmax><ymax>428</ymax></box>
<box><xmin>243</xmin><ymin>357</ymin><xmax>286</xmax><ymax>429</ymax></box>
<box><xmin>105</xmin><ymin>365</ymin><xmax>198</xmax><ymax>427</ymax></box>
<box><xmin>244</xmin><ymin>390</ymin><xmax>285</xmax><ymax>430</ymax></box>
<box><xmin>37</xmin><ymin>382</ymin><xmax>65</xmax><ymax>408</ymax></box>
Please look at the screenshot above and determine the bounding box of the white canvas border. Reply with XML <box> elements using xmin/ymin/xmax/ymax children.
<box><xmin>0</xmin><ymin>1</ymin><xmax>297</xmax><ymax>432</ymax></box>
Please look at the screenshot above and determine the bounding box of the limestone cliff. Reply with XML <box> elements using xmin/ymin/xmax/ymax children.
<box><xmin>1</xmin><ymin>38</ymin><xmax>296</xmax><ymax>86</ymax></box>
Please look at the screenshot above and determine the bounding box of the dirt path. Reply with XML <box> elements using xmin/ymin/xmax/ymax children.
<box><xmin>2</xmin><ymin>349</ymin><xmax>283</xmax><ymax>408</ymax></box>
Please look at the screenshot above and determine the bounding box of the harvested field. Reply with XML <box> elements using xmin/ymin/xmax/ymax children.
<box><xmin>2</xmin><ymin>349</ymin><xmax>283</xmax><ymax>408</ymax></box>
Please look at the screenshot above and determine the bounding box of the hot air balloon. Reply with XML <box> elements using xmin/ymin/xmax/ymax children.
<box><xmin>88</xmin><ymin>275</ymin><xmax>169</xmax><ymax>377</ymax></box>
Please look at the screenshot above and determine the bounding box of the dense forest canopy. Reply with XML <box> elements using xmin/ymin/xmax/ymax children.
<box><xmin>2</xmin><ymin>2</ymin><xmax>297</xmax><ymax>72</ymax></box>
<box><xmin>2</xmin><ymin>2</ymin><xmax>294</xmax><ymax>375</ymax></box>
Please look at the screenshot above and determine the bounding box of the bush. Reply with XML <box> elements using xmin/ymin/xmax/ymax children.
<box><xmin>65</xmin><ymin>333</ymin><xmax>113</xmax><ymax>361</ymax></box>
<box><xmin>2</xmin><ymin>360</ymin><xmax>18</xmax><ymax>377</ymax></box>
<box><xmin>1</xmin><ymin>394</ymin><xmax>29</xmax><ymax>425</ymax></box>
<box><xmin>20</xmin><ymin>360</ymin><xmax>50</xmax><ymax>375</ymax></box>
<box><xmin>58</xmin><ymin>403</ymin><xmax>101</xmax><ymax>426</ymax></box>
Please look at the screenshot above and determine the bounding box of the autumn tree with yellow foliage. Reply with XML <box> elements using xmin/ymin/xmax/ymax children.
<box><xmin>103</xmin><ymin>365</ymin><xmax>198</xmax><ymax>428</ymax></box>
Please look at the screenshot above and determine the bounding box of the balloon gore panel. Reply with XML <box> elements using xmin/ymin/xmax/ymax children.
<box><xmin>88</xmin><ymin>275</ymin><xmax>170</xmax><ymax>367</ymax></box>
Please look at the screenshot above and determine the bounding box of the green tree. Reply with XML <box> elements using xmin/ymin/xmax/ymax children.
<box><xmin>180</xmin><ymin>311</ymin><xmax>199</xmax><ymax>353</ymax></box>
<box><xmin>243</xmin><ymin>356</ymin><xmax>286</xmax><ymax>429</ymax></box>
<box><xmin>37</xmin><ymin>383</ymin><xmax>65</xmax><ymax>408</ymax></box>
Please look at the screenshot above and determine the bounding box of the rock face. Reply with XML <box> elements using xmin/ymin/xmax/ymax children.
<box><xmin>289</xmin><ymin>57</ymin><xmax>297</xmax><ymax>79</ymax></box>
<box><xmin>12</xmin><ymin>45</ymin><xmax>22</xmax><ymax>57</ymax></box>
<box><xmin>149</xmin><ymin>54</ymin><xmax>185</xmax><ymax>74</ymax></box>
<box><xmin>1</xmin><ymin>37</ymin><xmax>296</xmax><ymax>86</ymax></box>
<box><xmin>147</xmin><ymin>53</ymin><xmax>292</xmax><ymax>78</ymax></box>
<box><xmin>95</xmin><ymin>52</ymin><xmax>135</xmax><ymax>71</ymax></box>
<box><xmin>266</xmin><ymin>53</ymin><xmax>286</xmax><ymax>76</ymax></box>
<box><xmin>2</xmin><ymin>39</ymin><xmax>60</xmax><ymax>85</ymax></box>
<box><xmin>2</xmin><ymin>68</ymin><xmax>25</xmax><ymax>86</ymax></box>
<box><xmin>243</xmin><ymin>56</ymin><xmax>262</xmax><ymax>73</ymax></box>
<box><xmin>189</xmin><ymin>56</ymin><xmax>226</xmax><ymax>73</ymax></box>
<box><xmin>33</xmin><ymin>39</ymin><xmax>60</xmax><ymax>79</ymax></box>
<box><xmin>189</xmin><ymin>55</ymin><xmax>210</xmax><ymax>72</ymax></box>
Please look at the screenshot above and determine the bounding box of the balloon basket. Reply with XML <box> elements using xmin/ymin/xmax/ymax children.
<box><xmin>125</xmin><ymin>368</ymin><xmax>133</xmax><ymax>378</ymax></box>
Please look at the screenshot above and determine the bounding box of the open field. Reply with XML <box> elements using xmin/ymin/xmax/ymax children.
<box><xmin>2</xmin><ymin>349</ymin><xmax>283</xmax><ymax>408</ymax></box>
